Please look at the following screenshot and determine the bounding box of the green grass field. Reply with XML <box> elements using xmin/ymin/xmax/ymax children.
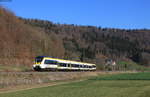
<box><xmin>90</xmin><ymin>72</ymin><xmax>150</xmax><ymax>80</ymax></box>
<box><xmin>1</xmin><ymin>72</ymin><xmax>150</xmax><ymax>97</ymax></box>
<box><xmin>117</xmin><ymin>61</ymin><xmax>150</xmax><ymax>71</ymax></box>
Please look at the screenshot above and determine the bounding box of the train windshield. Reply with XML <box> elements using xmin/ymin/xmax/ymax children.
<box><xmin>35</xmin><ymin>57</ymin><xmax>43</xmax><ymax>63</ymax></box>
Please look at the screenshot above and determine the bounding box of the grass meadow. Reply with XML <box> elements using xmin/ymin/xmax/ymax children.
<box><xmin>1</xmin><ymin>72</ymin><xmax>150</xmax><ymax>97</ymax></box>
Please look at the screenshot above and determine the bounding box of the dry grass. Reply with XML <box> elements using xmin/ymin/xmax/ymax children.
<box><xmin>0</xmin><ymin>71</ymin><xmax>135</xmax><ymax>92</ymax></box>
<box><xmin>0</xmin><ymin>72</ymin><xmax>99</xmax><ymax>91</ymax></box>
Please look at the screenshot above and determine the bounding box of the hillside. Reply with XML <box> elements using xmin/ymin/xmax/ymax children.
<box><xmin>0</xmin><ymin>6</ymin><xmax>150</xmax><ymax>70</ymax></box>
<box><xmin>20</xmin><ymin>19</ymin><xmax>150</xmax><ymax>66</ymax></box>
<box><xmin>0</xmin><ymin>7</ymin><xmax>65</xmax><ymax>67</ymax></box>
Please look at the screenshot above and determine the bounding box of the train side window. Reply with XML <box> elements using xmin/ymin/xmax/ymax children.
<box><xmin>71</xmin><ymin>64</ymin><xmax>73</xmax><ymax>67</ymax></box>
<box><xmin>74</xmin><ymin>64</ymin><xmax>78</xmax><ymax>68</ymax></box>
<box><xmin>73</xmin><ymin>64</ymin><xmax>78</xmax><ymax>68</ymax></box>
<box><xmin>59</xmin><ymin>63</ymin><xmax>67</xmax><ymax>67</ymax></box>
<box><xmin>84</xmin><ymin>65</ymin><xmax>86</xmax><ymax>68</ymax></box>
<box><xmin>68</xmin><ymin>64</ymin><xmax>72</xmax><ymax>67</ymax></box>
<box><xmin>63</xmin><ymin>63</ymin><xmax>67</xmax><ymax>67</ymax></box>
<box><xmin>76</xmin><ymin>64</ymin><xmax>79</xmax><ymax>67</ymax></box>
<box><xmin>44</xmin><ymin>60</ymin><xmax>57</xmax><ymax>65</ymax></box>
<box><xmin>80</xmin><ymin>65</ymin><xmax>83</xmax><ymax>68</ymax></box>
<box><xmin>74</xmin><ymin>64</ymin><xmax>77</xmax><ymax>67</ymax></box>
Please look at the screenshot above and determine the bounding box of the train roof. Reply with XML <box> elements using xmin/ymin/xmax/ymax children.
<box><xmin>36</xmin><ymin>56</ymin><xmax>96</xmax><ymax>65</ymax></box>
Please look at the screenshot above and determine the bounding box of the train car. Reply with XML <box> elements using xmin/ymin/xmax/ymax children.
<box><xmin>33</xmin><ymin>56</ymin><xmax>96</xmax><ymax>71</ymax></box>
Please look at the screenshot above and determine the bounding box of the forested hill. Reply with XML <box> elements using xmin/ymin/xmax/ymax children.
<box><xmin>0</xmin><ymin>6</ymin><xmax>150</xmax><ymax>68</ymax></box>
<box><xmin>20</xmin><ymin>18</ymin><xmax>150</xmax><ymax>66</ymax></box>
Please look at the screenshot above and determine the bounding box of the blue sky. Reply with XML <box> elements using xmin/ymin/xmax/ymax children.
<box><xmin>1</xmin><ymin>0</ymin><xmax>150</xmax><ymax>29</ymax></box>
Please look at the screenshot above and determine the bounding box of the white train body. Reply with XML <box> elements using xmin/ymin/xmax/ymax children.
<box><xmin>33</xmin><ymin>56</ymin><xmax>96</xmax><ymax>71</ymax></box>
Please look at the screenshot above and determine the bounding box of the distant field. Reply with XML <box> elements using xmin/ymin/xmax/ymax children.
<box><xmin>116</xmin><ymin>61</ymin><xmax>150</xmax><ymax>71</ymax></box>
<box><xmin>90</xmin><ymin>72</ymin><xmax>150</xmax><ymax>80</ymax></box>
<box><xmin>1</xmin><ymin>72</ymin><xmax>150</xmax><ymax>97</ymax></box>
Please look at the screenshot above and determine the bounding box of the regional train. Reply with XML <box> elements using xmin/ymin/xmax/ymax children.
<box><xmin>33</xmin><ymin>56</ymin><xmax>96</xmax><ymax>71</ymax></box>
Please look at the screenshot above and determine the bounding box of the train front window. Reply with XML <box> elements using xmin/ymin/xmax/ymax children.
<box><xmin>35</xmin><ymin>57</ymin><xmax>43</xmax><ymax>63</ymax></box>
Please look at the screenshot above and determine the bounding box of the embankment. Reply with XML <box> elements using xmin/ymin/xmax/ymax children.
<box><xmin>0</xmin><ymin>71</ymin><xmax>130</xmax><ymax>92</ymax></box>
